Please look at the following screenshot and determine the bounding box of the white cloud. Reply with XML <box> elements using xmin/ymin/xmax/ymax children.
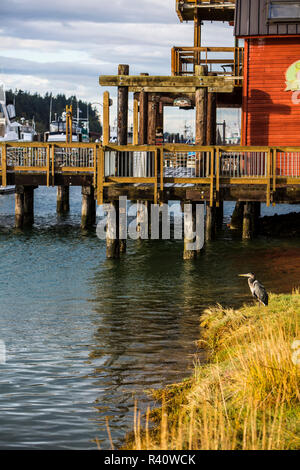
<box><xmin>0</xmin><ymin>0</ymin><xmax>237</xmax><ymax>132</ymax></box>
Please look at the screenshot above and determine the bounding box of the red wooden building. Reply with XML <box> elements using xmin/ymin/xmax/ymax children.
<box><xmin>235</xmin><ymin>0</ymin><xmax>300</xmax><ymax>152</ymax></box>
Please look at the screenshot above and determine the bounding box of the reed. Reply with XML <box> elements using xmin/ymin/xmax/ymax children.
<box><xmin>122</xmin><ymin>292</ymin><xmax>300</xmax><ymax>450</ymax></box>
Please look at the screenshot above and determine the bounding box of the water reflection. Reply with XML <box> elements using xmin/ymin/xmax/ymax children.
<box><xmin>0</xmin><ymin>189</ymin><xmax>299</xmax><ymax>448</ymax></box>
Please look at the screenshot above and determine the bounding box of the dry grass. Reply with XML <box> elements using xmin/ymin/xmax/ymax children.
<box><xmin>123</xmin><ymin>292</ymin><xmax>300</xmax><ymax>450</ymax></box>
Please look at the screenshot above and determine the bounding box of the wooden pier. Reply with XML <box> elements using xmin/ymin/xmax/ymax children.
<box><xmin>1</xmin><ymin>0</ymin><xmax>300</xmax><ymax>257</ymax></box>
<box><xmin>1</xmin><ymin>141</ymin><xmax>300</xmax><ymax>205</ymax></box>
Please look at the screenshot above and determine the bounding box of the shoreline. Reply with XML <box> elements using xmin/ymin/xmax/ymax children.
<box><xmin>123</xmin><ymin>292</ymin><xmax>300</xmax><ymax>451</ymax></box>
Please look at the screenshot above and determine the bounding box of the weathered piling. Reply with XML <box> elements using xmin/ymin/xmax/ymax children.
<box><xmin>117</xmin><ymin>64</ymin><xmax>129</xmax><ymax>146</ymax></box>
<box><xmin>253</xmin><ymin>202</ymin><xmax>261</xmax><ymax>229</ymax></box>
<box><xmin>106</xmin><ymin>200</ymin><xmax>120</xmax><ymax>259</ymax></box>
<box><xmin>81</xmin><ymin>186</ymin><xmax>96</xmax><ymax>229</ymax></box>
<box><xmin>156</xmin><ymin>101</ymin><xmax>164</xmax><ymax>137</ymax></box>
<box><xmin>117</xmin><ymin>64</ymin><xmax>129</xmax><ymax>253</ymax></box>
<box><xmin>15</xmin><ymin>186</ymin><xmax>24</xmax><ymax>229</ymax></box>
<box><xmin>195</xmin><ymin>65</ymin><xmax>208</xmax><ymax>146</ymax></box>
<box><xmin>138</xmin><ymin>73</ymin><xmax>149</xmax><ymax>145</ymax></box>
<box><xmin>206</xmin><ymin>77</ymin><xmax>218</xmax><ymax>240</ymax></box>
<box><xmin>230</xmin><ymin>201</ymin><xmax>245</xmax><ymax>230</ymax></box>
<box><xmin>206</xmin><ymin>204</ymin><xmax>216</xmax><ymax>241</ymax></box>
<box><xmin>136</xmin><ymin>200</ymin><xmax>151</xmax><ymax>239</ymax></box>
<box><xmin>148</xmin><ymin>94</ymin><xmax>158</xmax><ymax>145</ymax></box>
<box><xmin>242</xmin><ymin>201</ymin><xmax>261</xmax><ymax>239</ymax></box>
<box><xmin>216</xmin><ymin>201</ymin><xmax>224</xmax><ymax>229</ymax></box>
<box><xmin>206</xmin><ymin>73</ymin><xmax>217</xmax><ymax>146</ymax></box>
<box><xmin>242</xmin><ymin>202</ymin><xmax>255</xmax><ymax>240</ymax></box>
<box><xmin>183</xmin><ymin>202</ymin><xmax>198</xmax><ymax>260</ymax></box>
<box><xmin>23</xmin><ymin>186</ymin><xmax>35</xmax><ymax>227</ymax></box>
<box><xmin>57</xmin><ymin>186</ymin><xmax>70</xmax><ymax>214</ymax></box>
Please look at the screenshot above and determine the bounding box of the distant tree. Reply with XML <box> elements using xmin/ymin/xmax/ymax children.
<box><xmin>6</xmin><ymin>89</ymin><xmax>102</xmax><ymax>139</ymax></box>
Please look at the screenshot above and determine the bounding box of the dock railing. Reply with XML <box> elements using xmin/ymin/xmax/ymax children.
<box><xmin>1</xmin><ymin>143</ymin><xmax>300</xmax><ymax>206</ymax></box>
<box><xmin>171</xmin><ymin>46</ymin><xmax>244</xmax><ymax>85</ymax></box>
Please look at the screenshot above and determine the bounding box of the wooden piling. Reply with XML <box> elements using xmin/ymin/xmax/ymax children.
<box><xmin>138</xmin><ymin>74</ymin><xmax>149</xmax><ymax>145</ymax></box>
<box><xmin>243</xmin><ymin>202</ymin><xmax>255</xmax><ymax>240</ymax></box>
<box><xmin>81</xmin><ymin>186</ymin><xmax>96</xmax><ymax>229</ymax></box>
<box><xmin>156</xmin><ymin>101</ymin><xmax>164</xmax><ymax>131</ymax></box>
<box><xmin>117</xmin><ymin>65</ymin><xmax>129</xmax><ymax>252</ymax></box>
<box><xmin>195</xmin><ymin>65</ymin><xmax>208</xmax><ymax>146</ymax></box>
<box><xmin>133</xmin><ymin>94</ymin><xmax>139</xmax><ymax>145</ymax></box>
<box><xmin>194</xmin><ymin>10</ymin><xmax>201</xmax><ymax>69</ymax></box>
<box><xmin>57</xmin><ymin>186</ymin><xmax>70</xmax><ymax>214</ymax></box>
<box><xmin>253</xmin><ymin>201</ymin><xmax>261</xmax><ymax>230</ymax></box>
<box><xmin>103</xmin><ymin>91</ymin><xmax>110</xmax><ymax>146</ymax></box>
<box><xmin>216</xmin><ymin>201</ymin><xmax>224</xmax><ymax>229</ymax></box>
<box><xmin>117</xmin><ymin>64</ymin><xmax>129</xmax><ymax>146</ymax></box>
<box><xmin>183</xmin><ymin>202</ymin><xmax>197</xmax><ymax>260</ymax></box>
<box><xmin>230</xmin><ymin>201</ymin><xmax>245</xmax><ymax>230</ymax></box>
<box><xmin>148</xmin><ymin>94</ymin><xmax>158</xmax><ymax>145</ymax></box>
<box><xmin>106</xmin><ymin>200</ymin><xmax>120</xmax><ymax>259</ymax></box>
<box><xmin>15</xmin><ymin>186</ymin><xmax>24</xmax><ymax>229</ymax></box>
<box><xmin>206</xmin><ymin>74</ymin><xmax>217</xmax><ymax>146</ymax></box>
<box><xmin>206</xmin><ymin>77</ymin><xmax>218</xmax><ymax>238</ymax></box>
<box><xmin>206</xmin><ymin>204</ymin><xmax>216</xmax><ymax>241</ymax></box>
<box><xmin>136</xmin><ymin>200</ymin><xmax>150</xmax><ymax>239</ymax></box>
<box><xmin>23</xmin><ymin>186</ymin><xmax>35</xmax><ymax>227</ymax></box>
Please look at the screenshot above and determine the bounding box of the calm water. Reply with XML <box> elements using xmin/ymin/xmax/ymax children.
<box><xmin>0</xmin><ymin>187</ymin><xmax>299</xmax><ymax>449</ymax></box>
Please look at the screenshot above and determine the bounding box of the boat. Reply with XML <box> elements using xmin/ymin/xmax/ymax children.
<box><xmin>0</xmin><ymin>83</ymin><xmax>36</xmax><ymax>142</ymax></box>
<box><xmin>0</xmin><ymin>83</ymin><xmax>36</xmax><ymax>194</ymax></box>
<box><xmin>45</xmin><ymin>100</ymin><xmax>90</xmax><ymax>143</ymax></box>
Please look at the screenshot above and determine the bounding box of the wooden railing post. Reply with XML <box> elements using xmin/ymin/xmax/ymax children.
<box><xmin>273</xmin><ymin>148</ymin><xmax>277</xmax><ymax>205</ymax></box>
<box><xmin>51</xmin><ymin>144</ymin><xmax>55</xmax><ymax>187</ymax></box>
<box><xmin>2</xmin><ymin>144</ymin><xmax>7</xmax><ymax>187</ymax></box>
<box><xmin>210</xmin><ymin>148</ymin><xmax>215</xmax><ymax>207</ymax></box>
<box><xmin>93</xmin><ymin>143</ymin><xmax>97</xmax><ymax>188</ymax></box>
<box><xmin>160</xmin><ymin>147</ymin><xmax>164</xmax><ymax>192</ymax></box>
<box><xmin>97</xmin><ymin>145</ymin><xmax>104</xmax><ymax>205</ymax></box>
<box><xmin>266</xmin><ymin>148</ymin><xmax>271</xmax><ymax>207</ymax></box>
<box><xmin>154</xmin><ymin>147</ymin><xmax>158</xmax><ymax>204</ymax></box>
<box><xmin>46</xmin><ymin>144</ymin><xmax>50</xmax><ymax>187</ymax></box>
<box><xmin>215</xmin><ymin>147</ymin><xmax>220</xmax><ymax>207</ymax></box>
<box><xmin>171</xmin><ymin>47</ymin><xmax>176</xmax><ymax>76</ymax></box>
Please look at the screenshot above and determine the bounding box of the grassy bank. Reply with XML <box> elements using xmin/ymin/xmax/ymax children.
<box><xmin>125</xmin><ymin>292</ymin><xmax>300</xmax><ymax>450</ymax></box>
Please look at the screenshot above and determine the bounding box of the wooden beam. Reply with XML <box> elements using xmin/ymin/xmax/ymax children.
<box><xmin>99</xmin><ymin>75</ymin><xmax>234</xmax><ymax>88</ymax></box>
<box><xmin>129</xmin><ymin>86</ymin><xmax>233</xmax><ymax>93</ymax></box>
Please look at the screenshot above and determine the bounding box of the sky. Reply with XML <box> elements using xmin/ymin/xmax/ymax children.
<box><xmin>0</xmin><ymin>0</ymin><xmax>239</xmax><ymax>134</ymax></box>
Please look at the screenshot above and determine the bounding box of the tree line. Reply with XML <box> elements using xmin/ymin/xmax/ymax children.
<box><xmin>6</xmin><ymin>89</ymin><xmax>102</xmax><ymax>137</ymax></box>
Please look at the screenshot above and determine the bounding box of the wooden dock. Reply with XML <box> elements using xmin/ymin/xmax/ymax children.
<box><xmin>1</xmin><ymin>142</ymin><xmax>300</xmax><ymax>207</ymax></box>
<box><xmin>1</xmin><ymin>0</ymin><xmax>300</xmax><ymax>258</ymax></box>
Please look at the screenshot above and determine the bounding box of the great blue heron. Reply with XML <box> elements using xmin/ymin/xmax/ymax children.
<box><xmin>239</xmin><ymin>273</ymin><xmax>268</xmax><ymax>307</ymax></box>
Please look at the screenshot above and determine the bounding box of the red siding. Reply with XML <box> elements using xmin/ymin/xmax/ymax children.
<box><xmin>243</xmin><ymin>37</ymin><xmax>300</xmax><ymax>147</ymax></box>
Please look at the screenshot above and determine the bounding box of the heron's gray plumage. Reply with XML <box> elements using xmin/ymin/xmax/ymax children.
<box><xmin>239</xmin><ymin>273</ymin><xmax>268</xmax><ymax>306</ymax></box>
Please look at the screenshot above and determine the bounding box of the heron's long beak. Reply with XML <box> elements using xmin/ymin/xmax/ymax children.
<box><xmin>238</xmin><ymin>274</ymin><xmax>249</xmax><ymax>277</ymax></box>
